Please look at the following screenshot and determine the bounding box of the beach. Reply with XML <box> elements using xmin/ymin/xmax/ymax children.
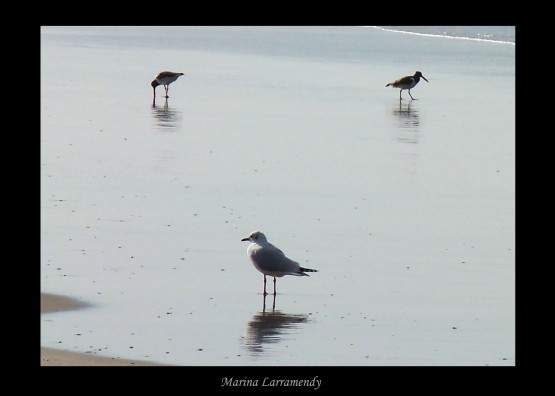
<box><xmin>41</xmin><ymin>346</ymin><xmax>164</xmax><ymax>366</ymax></box>
<box><xmin>41</xmin><ymin>293</ymin><xmax>166</xmax><ymax>365</ymax></box>
<box><xmin>41</xmin><ymin>26</ymin><xmax>515</xmax><ymax>366</ymax></box>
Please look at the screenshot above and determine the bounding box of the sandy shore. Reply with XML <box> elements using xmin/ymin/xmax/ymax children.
<box><xmin>41</xmin><ymin>293</ymin><xmax>167</xmax><ymax>366</ymax></box>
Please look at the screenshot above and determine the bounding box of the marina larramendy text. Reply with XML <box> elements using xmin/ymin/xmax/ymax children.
<box><xmin>221</xmin><ymin>376</ymin><xmax>321</xmax><ymax>390</ymax></box>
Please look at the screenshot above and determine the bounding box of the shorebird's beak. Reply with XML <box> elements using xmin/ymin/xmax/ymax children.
<box><xmin>422</xmin><ymin>76</ymin><xmax>429</xmax><ymax>83</ymax></box>
<box><xmin>241</xmin><ymin>237</ymin><xmax>250</xmax><ymax>241</ymax></box>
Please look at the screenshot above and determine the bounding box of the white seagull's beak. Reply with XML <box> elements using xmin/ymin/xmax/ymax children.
<box><xmin>241</xmin><ymin>236</ymin><xmax>250</xmax><ymax>241</ymax></box>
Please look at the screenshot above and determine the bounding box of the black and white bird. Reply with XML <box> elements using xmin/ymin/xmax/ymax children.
<box><xmin>151</xmin><ymin>71</ymin><xmax>184</xmax><ymax>100</ymax></box>
<box><xmin>386</xmin><ymin>71</ymin><xmax>429</xmax><ymax>100</ymax></box>
<box><xmin>241</xmin><ymin>231</ymin><xmax>318</xmax><ymax>296</ymax></box>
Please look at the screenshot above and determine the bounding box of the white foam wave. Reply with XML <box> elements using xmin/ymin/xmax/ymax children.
<box><xmin>365</xmin><ymin>26</ymin><xmax>515</xmax><ymax>46</ymax></box>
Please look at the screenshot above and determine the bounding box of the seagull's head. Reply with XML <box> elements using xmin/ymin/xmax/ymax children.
<box><xmin>241</xmin><ymin>231</ymin><xmax>267</xmax><ymax>243</ymax></box>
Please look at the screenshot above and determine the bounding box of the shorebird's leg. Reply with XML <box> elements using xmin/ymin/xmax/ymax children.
<box><xmin>271</xmin><ymin>292</ymin><xmax>276</xmax><ymax>312</ymax></box>
<box><xmin>399</xmin><ymin>89</ymin><xmax>403</xmax><ymax>100</ymax></box>
<box><xmin>263</xmin><ymin>275</ymin><xmax>267</xmax><ymax>296</ymax></box>
<box><xmin>409</xmin><ymin>90</ymin><xmax>415</xmax><ymax>100</ymax></box>
<box><xmin>273</xmin><ymin>277</ymin><xmax>277</xmax><ymax>296</ymax></box>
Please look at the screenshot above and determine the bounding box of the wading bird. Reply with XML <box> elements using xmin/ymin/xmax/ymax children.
<box><xmin>241</xmin><ymin>231</ymin><xmax>318</xmax><ymax>296</ymax></box>
<box><xmin>151</xmin><ymin>71</ymin><xmax>184</xmax><ymax>101</ymax></box>
<box><xmin>386</xmin><ymin>71</ymin><xmax>429</xmax><ymax>100</ymax></box>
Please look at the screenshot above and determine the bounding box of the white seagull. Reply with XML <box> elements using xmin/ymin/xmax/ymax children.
<box><xmin>241</xmin><ymin>231</ymin><xmax>318</xmax><ymax>295</ymax></box>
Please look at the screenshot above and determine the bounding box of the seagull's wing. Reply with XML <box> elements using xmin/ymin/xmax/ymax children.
<box><xmin>250</xmin><ymin>243</ymin><xmax>304</xmax><ymax>276</ymax></box>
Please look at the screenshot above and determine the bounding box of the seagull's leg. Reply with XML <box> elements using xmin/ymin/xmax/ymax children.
<box><xmin>263</xmin><ymin>275</ymin><xmax>267</xmax><ymax>296</ymax></box>
<box><xmin>273</xmin><ymin>277</ymin><xmax>277</xmax><ymax>296</ymax></box>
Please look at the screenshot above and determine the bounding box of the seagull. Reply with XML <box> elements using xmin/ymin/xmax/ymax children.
<box><xmin>151</xmin><ymin>71</ymin><xmax>184</xmax><ymax>100</ymax></box>
<box><xmin>386</xmin><ymin>71</ymin><xmax>429</xmax><ymax>100</ymax></box>
<box><xmin>241</xmin><ymin>231</ymin><xmax>318</xmax><ymax>296</ymax></box>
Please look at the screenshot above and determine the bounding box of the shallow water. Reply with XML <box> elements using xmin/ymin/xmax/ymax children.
<box><xmin>41</xmin><ymin>26</ymin><xmax>515</xmax><ymax>366</ymax></box>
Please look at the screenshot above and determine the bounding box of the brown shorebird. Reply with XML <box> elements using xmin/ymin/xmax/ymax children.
<box><xmin>386</xmin><ymin>71</ymin><xmax>429</xmax><ymax>100</ymax></box>
<box><xmin>151</xmin><ymin>71</ymin><xmax>184</xmax><ymax>100</ymax></box>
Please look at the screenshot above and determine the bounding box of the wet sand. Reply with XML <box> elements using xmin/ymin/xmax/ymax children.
<box><xmin>40</xmin><ymin>293</ymin><xmax>167</xmax><ymax>366</ymax></box>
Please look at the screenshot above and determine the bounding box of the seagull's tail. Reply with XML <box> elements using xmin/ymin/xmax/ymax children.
<box><xmin>299</xmin><ymin>267</ymin><xmax>318</xmax><ymax>275</ymax></box>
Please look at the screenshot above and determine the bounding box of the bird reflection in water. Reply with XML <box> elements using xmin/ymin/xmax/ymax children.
<box><xmin>243</xmin><ymin>293</ymin><xmax>310</xmax><ymax>356</ymax></box>
<box><xmin>151</xmin><ymin>98</ymin><xmax>181</xmax><ymax>132</ymax></box>
<box><xmin>391</xmin><ymin>100</ymin><xmax>420</xmax><ymax>143</ymax></box>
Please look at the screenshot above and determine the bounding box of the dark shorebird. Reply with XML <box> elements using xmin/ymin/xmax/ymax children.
<box><xmin>151</xmin><ymin>71</ymin><xmax>184</xmax><ymax>100</ymax></box>
<box><xmin>241</xmin><ymin>231</ymin><xmax>318</xmax><ymax>296</ymax></box>
<box><xmin>386</xmin><ymin>71</ymin><xmax>429</xmax><ymax>100</ymax></box>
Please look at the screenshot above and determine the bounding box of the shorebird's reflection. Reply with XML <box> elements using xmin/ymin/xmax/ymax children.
<box><xmin>391</xmin><ymin>100</ymin><xmax>420</xmax><ymax>143</ymax></box>
<box><xmin>151</xmin><ymin>98</ymin><xmax>181</xmax><ymax>131</ymax></box>
<box><xmin>243</xmin><ymin>294</ymin><xmax>310</xmax><ymax>356</ymax></box>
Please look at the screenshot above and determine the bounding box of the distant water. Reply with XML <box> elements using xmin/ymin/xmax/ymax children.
<box><xmin>373</xmin><ymin>26</ymin><xmax>515</xmax><ymax>45</ymax></box>
<box><xmin>41</xmin><ymin>26</ymin><xmax>515</xmax><ymax>68</ymax></box>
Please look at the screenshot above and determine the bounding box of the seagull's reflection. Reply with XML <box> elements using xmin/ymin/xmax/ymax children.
<box><xmin>243</xmin><ymin>294</ymin><xmax>310</xmax><ymax>356</ymax></box>
<box><xmin>151</xmin><ymin>98</ymin><xmax>181</xmax><ymax>131</ymax></box>
<box><xmin>391</xmin><ymin>100</ymin><xmax>420</xmax><ymax>143</ymax></box>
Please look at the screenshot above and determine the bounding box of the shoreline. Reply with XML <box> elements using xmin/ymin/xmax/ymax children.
<box><xmin>41</xmin><ymin>292</ymin><xmax>168</xmax><ymax>366</ymax></box>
